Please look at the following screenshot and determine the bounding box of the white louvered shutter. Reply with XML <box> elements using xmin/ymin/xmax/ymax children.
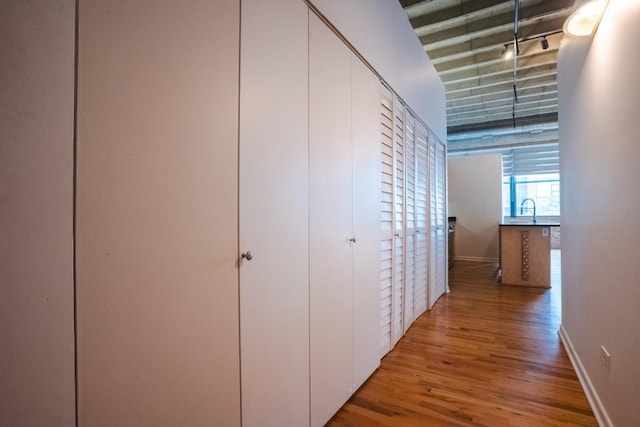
<box><xmin>379</xmin><ymin>84</ymin><xmax>394</xmax><ymax>356</ymax></box>
<box><xmin>391</xmin><ymin>96</ymin><xmax>405</xmax><ymax>347</ymax></box>
<box><xmin>413</xmin><ymin>121</ymin><xmax>429</xmax><ymax>317</ymax></box>
<box><xmin>403</xmin><ymin>112</ymin><xmax>416</xmax><ymax>332</ymax></box>
<box><xmin>428</xmin><ymin>137</ymin><xmax>438</xmax><ymax>309</ymax></box>
<box><xmin>435</xmin><ymin>139</ymin><xmax>447</xmax><ymax>298</ymax></box>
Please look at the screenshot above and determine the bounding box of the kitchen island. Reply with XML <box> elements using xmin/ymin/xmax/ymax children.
<box><xmin>499</xmin><ymin>222</ymin><xmax>560</xmax><ymax>288</ymax></box>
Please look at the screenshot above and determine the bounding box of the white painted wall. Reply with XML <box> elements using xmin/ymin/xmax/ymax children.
<box><xmin>447</xmin><ymin>154</ymin><xmax>502</xmax><ymax>262</ymax></box>
<box><xmin>558</xmin><ymin>1</ymin><xmax>640</xmax><ymax>426</ymax></box>
<box><xmin>309</xmin><ymin>0</ymin><xmax>447</xmax><ymax>140</ymax></box>
<box><xmin>0</xmin><ymin>1</ymin><xmax>76</xmax><ymax>424</ymax></box>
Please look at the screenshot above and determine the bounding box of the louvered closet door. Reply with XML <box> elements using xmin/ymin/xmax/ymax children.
<box><xmin>413</xmin><ymin>121</ymin><xmax>429</xmax><ymax>317</ymax></box>
<box><xmin>391</xmin><ymin>96</ymin><xmax>406</xmax><ymax>347</ymax></box>
<box><xmin>403</xmin><ymin>113</ymin><xmax>416</xmax><ymax>333</ymax></box>
<box><xmin>428</xmin><ymin>137</ymin><xmax>448</xmax><ymax>308</ymax></box>
<box><xmin>379</xmin><ymin>84</ymin><xmax>394</xmax><ymax>357</ymax></box>
<box><xmin>428</xmin><ymin>138</ymin><xmax>438</xmax><ymax>309</ymax></box>
<box><xmin>435</xmin><ymin>140</ymin><xmax>448</xmax><ymax>298</ymax></box>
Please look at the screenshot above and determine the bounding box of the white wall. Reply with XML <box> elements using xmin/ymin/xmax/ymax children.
<box><xmin>447</xmin><ymin>154</ymin><xmax>502</xmax><ymax>262</ymax></box>
<box><xmin>309</xmin><ymin>0</ymin><xmax>447</xmax><ymax>141</ymax></box>
<box><xmin>0</xmin><ymin>1</ymin><xmax>76</xmax><ymax>425</ymax></box>
<box><xmin>558</xmin><ymin>1</ymin><xmax>640</xmax><ymax>426</ymax></box>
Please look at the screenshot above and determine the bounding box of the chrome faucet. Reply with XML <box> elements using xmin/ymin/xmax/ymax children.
<box><xmin>520</xmin><ymin>198</ymin><xmax>537</xmax><ymax>223</ymax></box>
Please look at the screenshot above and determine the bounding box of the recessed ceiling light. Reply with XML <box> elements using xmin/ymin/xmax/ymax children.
<box><xmin>563</xmin><ymin>0</ymin><xmax>609</xmax><ymax>37</ymax></box>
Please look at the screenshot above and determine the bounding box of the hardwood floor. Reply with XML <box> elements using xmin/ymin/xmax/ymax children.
<box><xmin>328</xmin><ymin>254</ymin><xmax>596</xmax><ymax>426</ymax></box>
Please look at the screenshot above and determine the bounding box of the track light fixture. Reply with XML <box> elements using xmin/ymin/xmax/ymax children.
<box><xmin>502</xmin><ymin>44</ymin><xmax>514</xmax><ymax>60</ymax></box>
<box><xmin>541</xmin><ymin>37</ymin><xmax>549</xmax><ymax>50</ymax></box>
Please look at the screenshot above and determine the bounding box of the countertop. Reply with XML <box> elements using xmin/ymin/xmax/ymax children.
<box><xmin>499</xmin><ymin>222</ymin><xmax>560</xmax><ymax>227</ymax></box>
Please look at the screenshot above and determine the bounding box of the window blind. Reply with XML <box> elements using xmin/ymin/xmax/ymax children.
<box><xmin>502</xmin><ymin>143</ymin><xmax>559</xmax><ymax>176</ymax></box>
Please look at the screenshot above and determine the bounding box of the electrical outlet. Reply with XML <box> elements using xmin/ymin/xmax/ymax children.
<box><xmin>600</xmin><ymin>346</ymin><xmax>611</xmax><ymax>372</ymax></box>
<box><xmin>542</xmin><ymin>227</ymin><xmax>549</xmax><ymax>237</ymax></box>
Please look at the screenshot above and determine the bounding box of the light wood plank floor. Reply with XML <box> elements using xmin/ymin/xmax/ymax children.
<box><xmin>328</xmin><ymin>253</ymin><xmax>596</xmax><ymax>426</ymax></box>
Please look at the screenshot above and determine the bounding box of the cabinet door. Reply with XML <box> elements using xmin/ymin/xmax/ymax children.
<box><xmin>352</xmin><ymin>56</ymin><xmax>382</xmax><ymax>390</ymax></box>
<box><xmin>239</xmin><ymin>1</ymin><xmax>310</xmax><ymax>426</ymax></box>
<box><xmin>75</xmin><ymin>1</ymin><xmax>241</xmax><ymax>425</ymax></box>
<box><xmin>309</xmin><ymin>14</ymin><xmax>353</xmax><ymax>427</ymax></box>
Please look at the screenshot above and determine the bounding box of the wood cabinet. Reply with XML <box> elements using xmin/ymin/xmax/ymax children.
<box><xmin>499</xmin><ymin>224</ymin><xmax>555</xmax><ymax>288</ymax></box>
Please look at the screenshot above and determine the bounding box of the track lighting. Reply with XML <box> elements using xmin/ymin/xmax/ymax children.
<box><xmin>502</xmin><ymin>44</ymin><xmax>514</xmax><ymax>60</ymax></box>
<box><xmin>540</xmin><ymin>37</ymin><xmax>549</xmax><ymax>50</ymax></box>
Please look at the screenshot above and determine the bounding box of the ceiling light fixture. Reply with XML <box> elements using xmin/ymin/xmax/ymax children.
<box><xmin>502</xmin><ymin>44</ymin><xmax>514</xmax><ymax>60</ymax></box>
<box><xmin>540</xmin><ymin>37</ymin><xmax>549</xmax><ymax>50</ymax></box>
<box><xmin>563</xmin><ymin>0</ymin><xmax>610</xmax><ymax>37</ymax></box>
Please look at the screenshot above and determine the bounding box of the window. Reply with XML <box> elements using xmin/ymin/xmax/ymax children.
<box><xmin>502</xmin><ymin>144</ymin><xmax>560</xmax><ymax>218</ymax></box>
<box><xmin>503</xmin><ymin>173</ymin><xmax>560</xmax><ymax>217</ymax></box>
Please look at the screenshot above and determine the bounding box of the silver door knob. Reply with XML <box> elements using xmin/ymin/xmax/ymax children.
<box><xmin>241</xmin><ymin>251</ymin><xmax>253</xmax><ymax>261</ymax></box>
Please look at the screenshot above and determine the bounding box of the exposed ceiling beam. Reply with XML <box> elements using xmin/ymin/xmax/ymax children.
<box><xmin>410</xmin><ymin>0</ymin><xmax>517</xmax><ymax>32</ymax></box>
<box><xmin>425</xmin><ymin>15</ymin><xmax>567</xmax><ymax>60</ymax></box>
<box><xmin>415</xmin><ymin>0</ymin><xmax>573</xmax><ymax>41</ymax></box>
<box><xmin>400</xmin><ymin>0</ymin><xmax>568</xmax><ymax>136</ymax></box>
<box><xmin>436</xmin><ymin>35</ymin><xmax>561</xmax><ymax>74</ymax></box>
<box><xmin>447</xmin><ymin>91</ymin><xmax>558</xmax><ymax>114</ymax></box>
<box><xmin>447</xmin><ymin>112</ymin><xmax>558</xmax><ymax>134</ymax></box>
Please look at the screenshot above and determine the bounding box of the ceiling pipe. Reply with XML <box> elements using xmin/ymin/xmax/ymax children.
<box><xmin>512</xmin><ymin>0</ymin><xmax>520</xmax><ymax>128</ymax></box>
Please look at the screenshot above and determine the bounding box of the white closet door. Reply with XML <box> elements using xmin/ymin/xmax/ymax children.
<box><xmin>428</xmin><ymin>137</ymin><xmax>448</xmax><ymax>308</ymax></box>
<box><xmin>428</xmin><ymin>138</ymin><xmax>438</xmax><ymax>309</ymax></box>
<box><xmin>379</xmin><ymin>84</ymin><xmax>394</xmax><ymax>357</ymax></box>
<box><xmin>309</xmin><ymin>14</ymin><xmax>353</xmax><ymax>427</ymax></box>
<box><xmin>414</xmin><ymin>121</ymin><xmax>429</xmax><ymax>317</ymax></box>
<box><xmin>435</xmin><ymin>140</ymin><xmax>448</xmax><ymax>298</ymax></box>
<box><xmin>392</xmin><ymin>97</ymin><xmax>406</xmax><ymax>346</ymax></box>
<box><xmin>75</xmin><ymin>2</ymin><xmax>241</xmax><ymax>425</ymax></box>
<box><xmin>352</xmin><ymin>56</ymin><xmax>382</xmax><ymax>390</ymax></box>
<box><xmin>239</xmin><ymin>1</ymin><xmax>310</xmax><ymax>426</ymax></box>
<box><xmin>403</xmin><ymin>113</ymin><xmax>417</xmax><ymax>332</ymax></box>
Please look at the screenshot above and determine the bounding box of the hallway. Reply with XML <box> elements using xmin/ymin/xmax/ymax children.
<box><xmin>328</xmin><ymin>255</ymin><xmax>596</xmax><ymax>426</ymax></box>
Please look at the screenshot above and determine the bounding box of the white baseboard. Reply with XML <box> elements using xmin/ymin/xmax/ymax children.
<box><xmin>558</xmin><ymin>325</ymin><xmax>613</xmax><ymax>427</ymax></box>
<box><xmin>454</xmin><ymin>256</ymin><xmax>499</xmax><ymax>263</ymax></box>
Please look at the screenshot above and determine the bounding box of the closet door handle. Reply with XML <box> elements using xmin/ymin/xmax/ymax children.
<box><xmin>241</xmin><ymin>251</ymin><xmax>253</xmax><ymax>261</ymax></box>
<box><xmin>349</xmin><ymin>237</ymin><xmax>357</xmax><ymax>243</ymax></box>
